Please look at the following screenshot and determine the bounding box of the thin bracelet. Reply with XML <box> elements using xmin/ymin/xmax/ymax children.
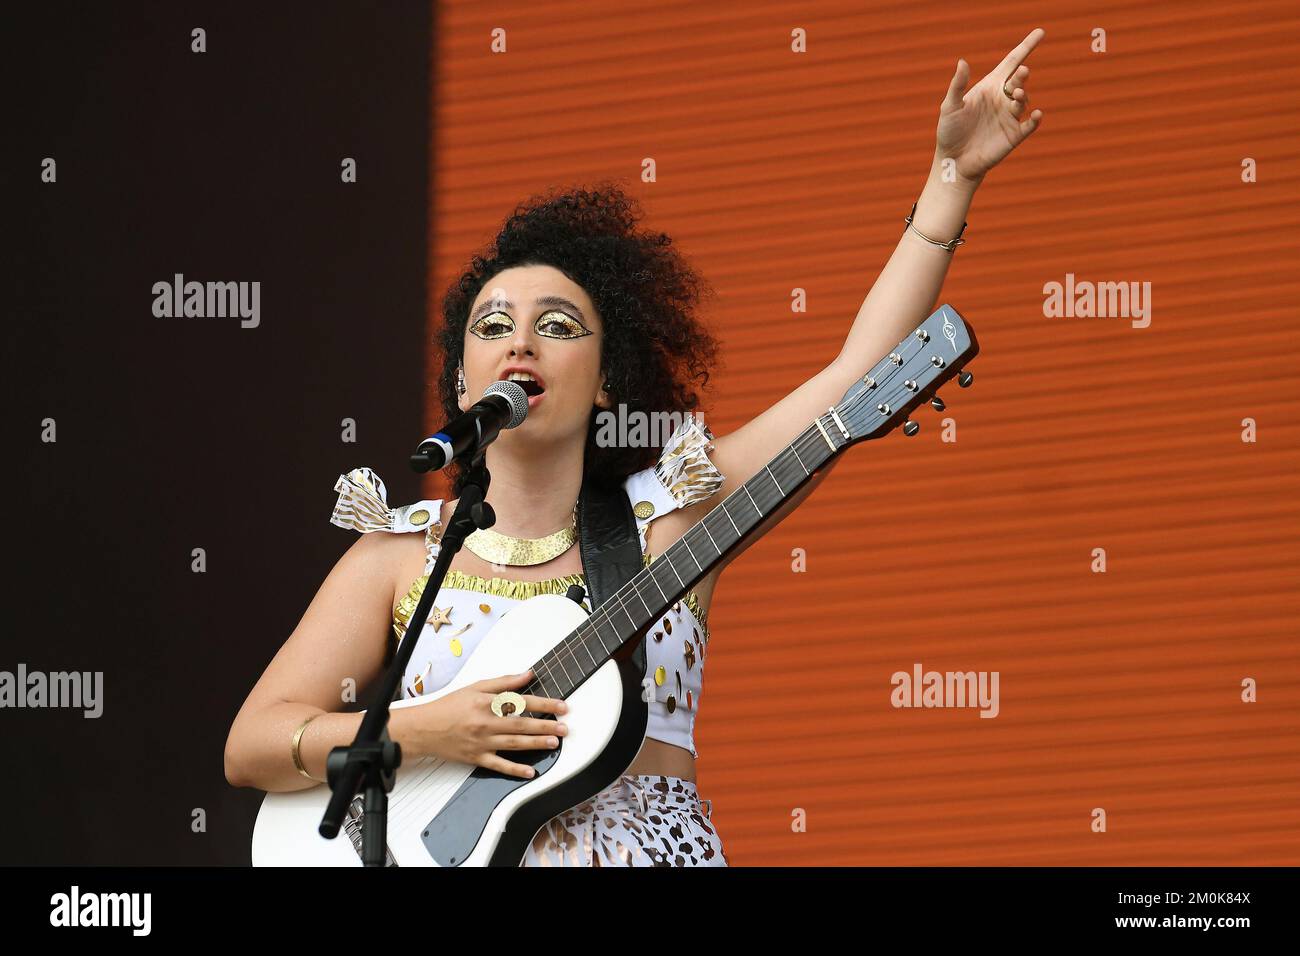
<box><xmin>291</xmin><ymin>714</ymin><xmax>325</xmax><ymax>783</ymax></box>
<box><xmin>905</xmin><ymin>200</ymin><xmax>967</xmax><ymax>252</ymax></box>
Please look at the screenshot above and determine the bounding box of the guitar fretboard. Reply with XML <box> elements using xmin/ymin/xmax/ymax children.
<box><xmin>530</xmin><ymin>410</ymin><xmax>847</xmax><ymax>701</ymax></box>
<box><xmin>526</xmin><ymin>304</ymin><xmax>968</xmax><ymax>702</ymax></box>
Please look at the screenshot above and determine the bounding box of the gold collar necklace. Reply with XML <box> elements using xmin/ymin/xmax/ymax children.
<box><xmin>463</xmin><ymin>502</ymin><xmax>578</xmax><ymax>567</ymax></box>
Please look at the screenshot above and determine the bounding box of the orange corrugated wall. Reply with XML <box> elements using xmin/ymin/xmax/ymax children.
<box><xmin>425</xmin><ymin>1</ymin><xmax>1300</xmax><ymax>864</ymax></box>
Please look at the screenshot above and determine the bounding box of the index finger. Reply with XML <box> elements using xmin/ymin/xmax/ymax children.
<box><xmin>998</xmin><ymin>27</ymin><xmax>1045</xmax><ymax>73</ymax></box>
<box><xmin>477</xmin><ymin>669</ymin><xmax>535</xmax><ymax>692</ymax></box>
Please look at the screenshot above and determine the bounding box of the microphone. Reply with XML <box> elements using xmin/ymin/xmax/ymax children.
<box><xmin>409</xmin><ymin>380</ymin><xmax>530</xmax><ymax>473</ymax></box>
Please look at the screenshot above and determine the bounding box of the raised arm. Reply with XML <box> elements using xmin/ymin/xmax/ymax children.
<box><xmin>701</xmin><ymin>29</ymin><xmax>1046</xmax><ymax>566</ymax></box>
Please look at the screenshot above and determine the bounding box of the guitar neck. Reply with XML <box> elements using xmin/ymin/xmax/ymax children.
<box><xmin>529</xmin><ymin>302</ymin><xmax>977</xmax><ymax>702</ymax></box>
<box><xmin>532</xmin><ymin>407</ymin><xmax>845</xmax><ymax>701</ymax></box>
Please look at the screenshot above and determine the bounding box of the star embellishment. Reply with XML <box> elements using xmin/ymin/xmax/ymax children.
<box><xmin>429</xmin><ymin>605</ymin><xmax>454</xmax><ymax>632</ymax></box>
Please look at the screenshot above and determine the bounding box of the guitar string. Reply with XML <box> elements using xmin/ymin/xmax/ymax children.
<box><xmin>384</xmin><ymin>326</ymin><xmax>957</xmax><ymax>821</ymax></box>
<box><xmin>380</xmin><ymin>414</ymin><xmax>860</xmax><ymax>825</ymax></box>
<box><xmin>524</xmin><ymin>334</ymin><xmax>927</xmax><ymax>708</ymax></box>
<box><xmin>532</xmin><ymin>329</ymin><xmax>940</xmax><ymax>697</ymax></box>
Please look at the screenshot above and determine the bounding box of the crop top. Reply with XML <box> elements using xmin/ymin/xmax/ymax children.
<box><xmin>328</xmin><ymin>417</ymin><xmax>726</xmax><ymax>759</ymax></box>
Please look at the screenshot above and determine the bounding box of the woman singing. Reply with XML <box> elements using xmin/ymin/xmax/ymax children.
<box><xmin>224</xmin><ymin>29</ymin><xmax>1044</xmax><ymax>866</ymax></box>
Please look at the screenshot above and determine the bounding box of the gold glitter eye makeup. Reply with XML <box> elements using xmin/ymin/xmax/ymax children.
<box><xmin>468</xmin><ymin>313</ymin><xmax>514</xmax><ymax>340</ymax></box>
<box><xmin>535</xmin><ymin>312</ymin><xmax>592</xmax><ymax>339</ymax></box>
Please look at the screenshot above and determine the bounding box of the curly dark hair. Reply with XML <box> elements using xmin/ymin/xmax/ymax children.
<box><xmin>437</xmin><ymin>181</ymin><xmax>722</xmax><ymax>497</ymax></box>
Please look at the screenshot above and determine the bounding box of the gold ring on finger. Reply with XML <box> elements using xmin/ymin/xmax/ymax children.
<box><xmin>491</xmin><ymin>691</ymin><xmax>527</xmax><ymax>718</ymax></box>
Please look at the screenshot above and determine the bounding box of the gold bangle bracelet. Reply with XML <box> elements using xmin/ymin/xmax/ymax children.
<box><xmin>291</xmin><ymin>714</ymin><xmax>325</xmax><ymax>783</ymax></box>
<box><xmin>905</xmin><ymin>200</ymin><xmax>967</xmax><ymax>252</ymax></box>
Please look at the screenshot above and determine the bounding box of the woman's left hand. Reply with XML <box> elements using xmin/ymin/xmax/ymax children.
<box><xmin>935</xmin><ymin>27</ymin><xmax>1046</xmax><ymax>186</ymax></box>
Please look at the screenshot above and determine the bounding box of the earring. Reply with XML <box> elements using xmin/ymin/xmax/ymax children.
<box><xmin>456</xmin><ymin>364</ymin><xmax>466</xmax><ymax>395</ymax></box>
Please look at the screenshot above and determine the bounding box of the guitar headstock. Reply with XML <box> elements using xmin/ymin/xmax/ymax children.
<box><xmin>833</xmin><ymin>304</ymin><xmax>979</xmax><ymax>443</ymax></box>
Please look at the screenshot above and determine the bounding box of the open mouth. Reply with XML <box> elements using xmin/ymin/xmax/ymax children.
<box><xmin>501</xmin><ymin>369</ymin><xmax>547</xmax><ymax>398</ymax></box>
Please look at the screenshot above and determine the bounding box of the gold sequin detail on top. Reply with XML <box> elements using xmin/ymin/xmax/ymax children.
<box><xmin>446</xmin><ymin>623</ymin><xmax>472</xmax><ymax>656</ymax></box>
<box><xmin>411</xmin><ymin>661</ymin><xmax>431</xmax><ymax>696</ymax></box>
<box><xmin>391</xmin><ymin>553</ymin><xmax>710</xmax><ymax>647</ymax></box>
<box><xmin>429</xmin><ymin>606</ymin><xmax>453</xmax><ymax>632</ymax></box>
<box><xmin>443</xmin><ymin>569</ymin><xmax>586</xmax><ymax>600</ymax></box>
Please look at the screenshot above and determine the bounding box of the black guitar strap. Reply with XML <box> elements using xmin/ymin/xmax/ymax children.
<box><xmin>576</xmin><ymin>472</ymin><xmax>647</xmax><ymax>673</ymax></box>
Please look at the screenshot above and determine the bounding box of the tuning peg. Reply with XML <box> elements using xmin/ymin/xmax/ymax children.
<box><xmin>902</xmin><ymin>420</ymin><xmax>919</xmax><ymax>436</ymax></box>
<box><xmin>930</xmin><ymin>394</ymin><xmax>945</xmax><ymax>412</ymax></box>
<box><xmin>958</xmin><ymin>370</ymin><xmax>973</xmax><ymax>387</ymax></box>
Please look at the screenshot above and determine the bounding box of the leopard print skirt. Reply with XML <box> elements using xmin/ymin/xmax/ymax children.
<box><xmin>521</xmin><ymin>774</ymin><xmax>728</xmax><ymax>867</ymax></box>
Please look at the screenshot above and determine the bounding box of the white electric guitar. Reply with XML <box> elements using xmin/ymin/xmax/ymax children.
<box><xmin>251</xmin><ymin>304</ymin><xmax>979</xmax><ymax>866</ymax></box>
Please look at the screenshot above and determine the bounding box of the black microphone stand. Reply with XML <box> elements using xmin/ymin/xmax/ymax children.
<box><xmin>316</xmin><ymin>450</ymin><xmax>495</xmax><ymax>865</ymax></box>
